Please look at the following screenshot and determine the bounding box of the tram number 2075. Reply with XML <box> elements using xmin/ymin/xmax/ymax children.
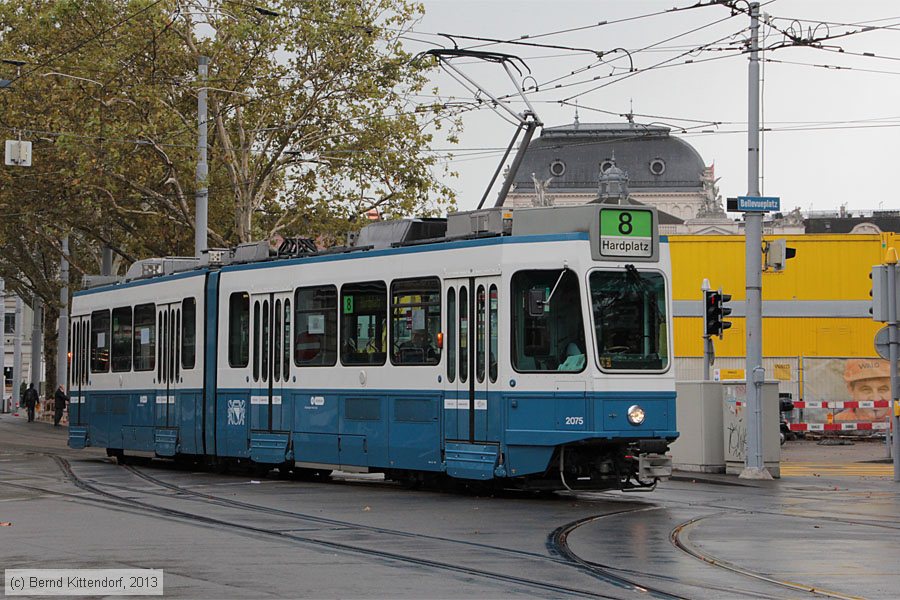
<box><xmin>564</xmin><ymin>416</ymin><xmax>584</xmax><ymax>426</ymax></box>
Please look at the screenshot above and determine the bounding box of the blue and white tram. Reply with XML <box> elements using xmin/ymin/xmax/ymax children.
<box><xmin>69</xmin><ymin>204</ymin><xmax>678</xmax><ymax>490</ymax></box>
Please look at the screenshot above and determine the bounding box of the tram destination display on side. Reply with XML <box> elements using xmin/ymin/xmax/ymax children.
<box><xmin>598</xmin><ymin>208</ymin><xmax>654</xmax><ymax>259</ymax></box>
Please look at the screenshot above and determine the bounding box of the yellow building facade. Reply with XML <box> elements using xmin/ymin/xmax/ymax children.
<box><xmin>670</xmin><ymin>233</ymin><xmax>899</xmax><ymax>358</ymax></box>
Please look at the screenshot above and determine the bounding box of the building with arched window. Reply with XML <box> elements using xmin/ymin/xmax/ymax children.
<box><xmin>503</xmin><ymin>121</ymin><xmax>728</xmax><ymax>228</ymax></box>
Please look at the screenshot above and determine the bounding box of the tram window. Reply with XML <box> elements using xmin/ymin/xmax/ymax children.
<box><xmin>274</xmin><ymin>299</ymin><xmax>282</xmax><ymax>382</ymax></box>
<box><xmin>294</xmin><ymin>285</ymin><xmax>337</xmax><ymax>367</ymax></box>
<box><xmin>476</xmin><ymin>285</ymin><xmax>485</xmax><ymax>382</ymax></box>
<box><xmin>71</xmin><ymin>322</ymin><xmax>79</xmax><ymax>385</ymax></box>
<box><xmin>174</xmin><ymin>309</ymin><xmax>180</xmax><ymax>382</ymax></box>
<box><xmin>459</xmin><ymin>286</ymin><xmax>468</xmax><ymax>383</ymax></box>
<box><xmin>261</xmin><ymin>300</ymin><xmax>270</xmax><ymax>382</ymax></box>
<box><xmin>340</xmin><ymin>281</ymin><xmax>386</xmax><ymax>366</ymax></box>
<box><xmin>160</xmin><ymin>310</ymin><xmax>168</xmax><ymax>383</ymax></box>
<box><xmin>511</xmin><ymin>270</ymin><xmax>586</xmax><ymax>373</ymax></box>
<box><xmin>489</xmin><ymin>284</ymin><xmax>499</xmax><ymax>383</ymax></box>
<box><xmin>447</xmin><ymin>288</ymin><xmax>456</xmax><ymax>383</ymax></box>
<box><xmin>90</xmin><ymin>310</ymin><xmax>110</xmax><ymax>373</ymax></box>
<box><xmin>133</xmin><ymin>303</ymin><xmax>156</xmax><ymax>372</ymax></box>
<box><xmin>84</xmin><ymin>322</ymin><xmax>90</xmax><ymax>382</ymax></box>
<box><xmin>590</xmin><ymin>270</ymin><xmax>668</xmax><ymax>371</ymax></box>
<box><xmin>181</xmin><ymin>298</ymin><xmax>196</xmax><ymax>370</ymax></box>
<box><xmin>283</xmin><ymin>300</ymin><xmax>291</xmax><ymax>379</ymax></box>
<box><xmin>227</xmin><ymin>293</ymin><xmax>250</xmax><ymax>368</ymax></box>
<box><xmin>390</xmin><ymin>277</ymin><xmax>441</xmax><ymax>366</ymax></box>
<box><xmin>111</xmin><ymin>307</ymin><xmax>133</xmax><ymax>372</ymax></box>
<box><xmin>253</xmin><ymin>301</ymin><xmax>261</xmax><ymax>382</ymax></box>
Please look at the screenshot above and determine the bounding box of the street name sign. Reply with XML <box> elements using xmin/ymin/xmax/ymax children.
<box><xmin>727</xmin><ymin>196</ymin><xmax>781</xmax><ymax>212</ymax></box>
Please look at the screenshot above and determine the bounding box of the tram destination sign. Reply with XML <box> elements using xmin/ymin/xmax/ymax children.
<box><xmin>598</xmin><ymin>208</ymin><xmax>654</xmax><ymax>259</ymax></box>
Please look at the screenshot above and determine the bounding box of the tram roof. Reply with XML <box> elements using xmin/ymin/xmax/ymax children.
<box><xmin>76</xmin><ymin>204</ymin><xmax>660</xmax><ymax>296</ymax></box>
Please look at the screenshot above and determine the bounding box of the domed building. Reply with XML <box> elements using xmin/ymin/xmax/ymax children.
<box><xmin>503</xmin><ymin>121</ymin><xmax>729</xmax><ymax>230</ymax></box>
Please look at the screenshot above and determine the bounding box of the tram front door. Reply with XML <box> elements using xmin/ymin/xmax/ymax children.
<box><xmin>443</xmin><ymin>275</ymin><xmax>500</xmax><ymax>443</ymax></box>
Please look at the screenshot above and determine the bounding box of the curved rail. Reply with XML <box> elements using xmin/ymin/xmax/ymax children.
<box><xmin>49</xmin><ymin>456</ymin><xmax>618</xmax><ymax>599</ymax></box>
<box><xmin>670</xmin><ymin>515</ymin><xmax>865</xmax><ymax>600</ymax></box>
<box><xmin>548</xmin><ymin>511</ymin><xmax>689</xmax><ymax>600</ymax></box>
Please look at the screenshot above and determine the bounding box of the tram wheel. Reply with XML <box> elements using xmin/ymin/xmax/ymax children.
<box><xmin>208</xmin><ymin>457</ymin><xmax>229</xmax><ymax>474</ymax></box>
<box><xmin>251</xmin><ymin>463</ymin><xmax>271</xmax><ymax>477</ymax></box>
<box><xmin>291</xmin><ymin>468</ymin><xmax>332</xmax><ymax>481</ymax></box>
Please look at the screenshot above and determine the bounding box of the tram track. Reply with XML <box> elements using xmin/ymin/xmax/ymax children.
<box><xmin>584</xmin><ymin>486</ymin><xmax>900</xmax><ymax>533</ymax></box>
<box><xmin>129</xmin><ymin>462</ymin><xmax>812</xmax><ymax>599</ymax></box>
<box><xmin>4</xmin><ymin>447</ymin><xmax>881</xmax><ymax>599</ymax></box>
<box><xmin>50</xmin><ymin>455</ymin><xmax>631</xmax><ymax>600</ymax></box>
<box><xmin>670</xmin><ymin>514</ymin><xmax>865</xmax><ymax>600</ymax></box>
<box><xmin>548</xmin><ymin>512</ymin><xmax>796</xmax><ymax>600</ymax></box>
<box><xmin>123</xmin><ymin>463</ymin><xmax>691</xmax><ymax>598</ymax></box>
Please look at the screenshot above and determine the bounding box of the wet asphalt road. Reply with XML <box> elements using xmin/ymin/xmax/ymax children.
<box><xmin>1</xmin><ymin>413</ymin><xmax>898</xmax><ymax>599</ymax></box>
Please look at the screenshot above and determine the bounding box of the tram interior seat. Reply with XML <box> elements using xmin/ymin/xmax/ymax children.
<box><xmin>558</xmin><ymin>343</ymin><xmax>585</xmax><ymax>371</ymax></box>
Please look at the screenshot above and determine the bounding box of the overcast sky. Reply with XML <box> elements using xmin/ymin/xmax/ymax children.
<box><xmin>407</xmin><ymin>1</ymin><xmax>900</xmax><ymax>215</ymax></box>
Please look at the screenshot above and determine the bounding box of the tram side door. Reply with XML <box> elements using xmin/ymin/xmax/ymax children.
<box><xmin>69</xmin><ymin>315</ymin><xmax>90</xmax><ymax>426</ymax></box>
<box><xmin>473</xmin><ymin>278</ymin><xmax>500</xmax><ymax>442</ymax></box>
<box><xmin>444</xmin><ymin>276</ymin><xmax>499</xmax><ymax>443</ymax></box>
<box><xmin>155</xmin><ymin>302</ymin><xmax>181</xmax><ymax>432</ymax></box>
<box><xmin>250</xmin><ymin>292</ymin><xmax>292</xmax><ymax>434</ymax></box>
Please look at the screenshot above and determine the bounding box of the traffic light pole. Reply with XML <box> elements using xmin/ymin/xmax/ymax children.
<box><xmin>886</xmin><ymin>252</ymin><xmax>900</xmax><ymax>481</ymax></box>
<box><xmin>742</xmin><ymin>2</ymin><xmax>771</xmax><ymax>479</ymax></box>
<box><xmin>702</xmin><ymin>279</ymin><xmax>713</xmax><ymax>380</ymax></box>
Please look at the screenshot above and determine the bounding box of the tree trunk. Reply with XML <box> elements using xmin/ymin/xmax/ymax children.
<box><xmin>43</xmin><ymin>302</ymin><xmax>59</xmax><ymax>398</ymax></box>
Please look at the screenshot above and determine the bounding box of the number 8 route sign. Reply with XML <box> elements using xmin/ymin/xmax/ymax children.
<box><xmin>598</xmin><ymin>208</ymin><xmax>654</xmax><ymax>258</ymax></box>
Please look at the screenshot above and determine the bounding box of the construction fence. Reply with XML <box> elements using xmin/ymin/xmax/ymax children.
<box><xmin>675</xmin><ymin>356</ymin><xmax>891</xmax><ymax>436</ymax></box>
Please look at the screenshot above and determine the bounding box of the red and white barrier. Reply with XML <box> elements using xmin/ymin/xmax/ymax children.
<box><xmin>788</xmin><ymin>422</ymin><xmax>890</xmax><ymax>432</ymax></box>
<box><xmin>792</xmin><ymin>400</ymin><xmax>890</xmax><ymax>410</ymax></box>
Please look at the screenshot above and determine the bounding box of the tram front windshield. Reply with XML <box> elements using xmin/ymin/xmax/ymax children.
<box><xmin>590</xmin><ymin>268</ymin><xmax>668</xmax><ymax>371</ymax></box>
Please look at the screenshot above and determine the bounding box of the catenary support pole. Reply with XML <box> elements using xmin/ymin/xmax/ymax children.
<box><xmin>58</xmin><ymin>235</ymin><xmax>69</xmax><ymax>391</ymax></box>
<box><xmin>101</xmin><ymin>246</ymin><xmax>113</xmax><ymax>277</ymax></box>
<box><xmin>885</xmin><ymin>251</ymin><xmax>900</xmax><ymax>481</ymax></box>
<box><xmin>195</xmin><ymin>55</ymin><xmax>209</xmax><ymax>258</ymax></box>
<box><xmin>30</xmin><ymin>295</ymin><xmax>42</xmax><ymax>395</ymax></box>
<box><xmin>12</xmin><ymin>296</ymin><xmax>22</xmax><ymax>405</ymax></box>
<box><xmin>741</xmin><ymin>2</ymin><xmax>771</xmax><ymax>479</ymax></box>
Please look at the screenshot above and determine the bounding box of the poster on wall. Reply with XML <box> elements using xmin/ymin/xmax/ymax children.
<box><xmin>801</xmin><ymin>358</ymin><xmax>891</xmax><ymax>423</ymax></box>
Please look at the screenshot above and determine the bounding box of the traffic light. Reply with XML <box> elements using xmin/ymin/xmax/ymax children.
<box><xmin>764</xmin><ymin>239</ymin><xmax>797</xmax><ymax>272</ymax></box>
<box><xmin>704</xmin><ymin>289</ymin><xmax>733</xmax><ymax>338</ymax></box>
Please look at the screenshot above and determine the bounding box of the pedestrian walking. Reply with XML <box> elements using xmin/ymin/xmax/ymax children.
<box><xmin>53</xmin><ymin>385</ymin><xmax>69</xmax><ymax>427</ymax></box>
<box><xmin>23</xmin><ymin>383</ymin><xmax>38</xmax><ymax>423</ymax></box>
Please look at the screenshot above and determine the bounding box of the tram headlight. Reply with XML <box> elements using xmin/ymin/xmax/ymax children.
<box><xmin>627</xmin><ymin>404</ymin><xmax>645</xmax><ymax>425</ymax></box>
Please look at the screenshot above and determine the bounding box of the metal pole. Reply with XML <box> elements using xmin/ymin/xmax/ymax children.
<box><xmin>742</xmin><ymin>2</ymin><xmax>770</xmax><ymax>479</ymax></box>
<box><xmin>494</xmin><ymin>117</ymin><xmax>539</xmax><ymax>208</ymax></box>
<box><xmin>101</xmin><ymin>246</ymin><xmax>113</xmax><ymax>277</ymax></box>
<box><xmin>701</xmin><ymin>278</ymin><xmax>712</xmax><ymax>381</ymax></box>
<box><xmin>30</xmin><ymin>296</ymin><xmax>42</xmax><ymax>395</ymax></box>
<box><xmin>58</xmin><ymin>235</ymin><xmax>69</xmax><ymax>392</ymax></box>
<box><xmin>195</xmin><ymin>55</ymin><xmax>209</xmax><ymax>258</ymax></box>
<box><xmin>886</xmin><ymin>255</ymin><xmax>900</xmax><ymax>481</ymax></box>
<box><xmin>477</xmin><ymin>123</ymin><xmax>522</xmax><ymax>210</ymax></box>
<box><xmin>12</xmin><ymin>296</ymin><xmax>22</xmax><ymax>408</ymax></box>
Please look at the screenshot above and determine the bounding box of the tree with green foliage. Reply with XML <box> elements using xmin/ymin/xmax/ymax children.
<box><xmin>0</xmin><ymin>0</ymin><xmax>457</xmax><ymax>388</ymax></box>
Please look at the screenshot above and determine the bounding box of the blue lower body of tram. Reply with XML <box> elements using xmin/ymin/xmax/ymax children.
<box><xmin>68</xmin><ymin>386</ymin><xmax>675</xmax><ymax>490</ymax></box>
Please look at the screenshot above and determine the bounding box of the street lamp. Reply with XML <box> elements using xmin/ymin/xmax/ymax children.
<box><xmin>40</xmin><ymin>70</ymin><xmax>104</xmax><ymax>394</ymax></box>
<box><xmin>41</xmin><ymin>72</ymin><xmax>103</xmax><ymax>87</ymax></box>
<box><xmin>1</xmin><ymin>59</ymin><xmax>27</xmax><ymax>88</ymax></box>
